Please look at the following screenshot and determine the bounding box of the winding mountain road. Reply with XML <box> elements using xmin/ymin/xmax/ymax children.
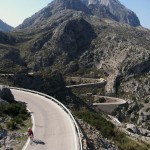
<box><xmin>11</xmin><ymin>89</ymin><xmax>80</xmax><ymax>150</ymax></box>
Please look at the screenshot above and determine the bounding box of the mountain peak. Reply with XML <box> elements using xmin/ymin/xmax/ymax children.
<box><xmin>53</xmin><ymin>0</ymin><xmax>91</xmax><ymax>13</ymax></box>
<box><xmin>100</xmin><ymin>0</ymin><xmax>119</xmax><ymax>6</ymax></box>
<box><xmin>17</xmin><ymin>0</ymin><xmax>91</xmax><ymax>29</ymax></box>
<box><xmin>18</xmin><ymin>0</ymin><xmax>140</xmax><ymax>30</ymax></box>
<box><xmin>81</xmin><ymin>0</ymin><xmax>140</xmax><ymax>26</ymax></box>
<box><xmin>0</xmin><ymin>19</ymin><xmax>13</xmax><ymax>32</ymax></box>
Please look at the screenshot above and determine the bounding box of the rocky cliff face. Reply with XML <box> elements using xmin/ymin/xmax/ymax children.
<box><xmin>81</xmin><ymin>0</ymin><xmax>140</xmax><ymax>26</ymax></box>
<box><xmin>17</xmin><ymin>0</ymin><xmax>140</xmax><ymax>30</ymax></box>
<box><xmin>0</xmin><ymin>19</ymin><xmax>13</xmax><ymax>32</ymax></box>
<box><xmin>0</xmin><ymin>85</ymin><xmax>15</xmax><ymax>103</ymax></box>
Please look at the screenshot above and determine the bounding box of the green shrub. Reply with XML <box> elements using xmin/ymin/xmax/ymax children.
<box><xmin>0</xmin><ymin>103</ymin><xmax>29</xmax><ymax>129</ymax></box>
<box><xmin>0</xmin><ymin>125</ymin><xmax>3</xmax><ymax>130</ymax></box>
<box><xmin>3</xmin><ymin>103</ymin><xmax>28</xmax><ymax>118</ymax></box>
<box><xmin>144</xmin><ymin>99</ymin><xmax>149</xmax><ymax>103</ymax></box>
<box><xmin>114</xmin><ymin>130</ymin><xmax>149</xmax><ymax>150</ymax></box>
<box><xmin>13</xmin><ymin>117</ymin><xmax>23</xmax><ymax>125</ymax></box>
<box><xmin>6</xmin><ymin>120</ymin><xmax>17</xmax><ymax>130</ymax></box>
<box><xmin>97</xmin><ymin>97</ymin><xmax>106</xmax><ymax>103</ymax></box>
<box><xmin>145</xmin><ymin>108</ymin><xmax>150</xmax><ymax>112</ymax></box>
<box><xmin>17</xmin><ymin>114</ymin><xmax>28</xmax><ymax>120</ymax></box>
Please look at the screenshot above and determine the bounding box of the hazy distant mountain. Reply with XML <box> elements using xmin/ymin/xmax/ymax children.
<box><xmin>0</xmin><ymin>19</ymin><xmax>13</xmax><ymax>32</ymax></box>
<box><xmin>81</xmin><ymin>0</ymin><xmax>140</xmax><ymax>26</ymax></box>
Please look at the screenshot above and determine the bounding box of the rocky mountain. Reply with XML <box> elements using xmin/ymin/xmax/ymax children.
<box><xmin>0</xmin><ymin>19</ymin><xmax>13</xmax><ymax>32</ymax></box>
<box><xmin>0</xmin><ymin>85</ymin><xmax>15</xmax><ymax>103</ymax></box>
<box><xmin>17</xmin><ymin>0</ymin><xmax>91</xmax><ymax>29</ymax></box>
<box><xmin>1</xmin><ymin>0</ymin><xmax>148</xmax><ymax>79</ymax></box>
<box><xmin>81</xmin><ymin>0</ymin><xmax>140</xmax><ymax>26</ymax></box>
<box><xmin>17</xmin><ymin>0</ymin><xmax>140</xmax><ymax>30</ymax></box>
<box><xmin>0</xmin><ymin>0</ymin><xmax>150</xmax><ymax>130</ymax></box>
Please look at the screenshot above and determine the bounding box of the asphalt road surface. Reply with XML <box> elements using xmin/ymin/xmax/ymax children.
<box><xmin>11</xmin><ymin>89</ymin><xmax>79</xmax><ymax>150</ymax></box>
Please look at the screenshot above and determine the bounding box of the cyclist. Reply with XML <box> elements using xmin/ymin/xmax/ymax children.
<box><xmin>27</xmin><ymin>128</ymin><xmax>34</xmax><ymax>142</ymax></box>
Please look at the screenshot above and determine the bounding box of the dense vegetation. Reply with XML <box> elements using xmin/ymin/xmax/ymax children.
<box><xmin>0</xmin><ymin>103</ymin><xmax>29</xmax><ymax>130</ymax></box>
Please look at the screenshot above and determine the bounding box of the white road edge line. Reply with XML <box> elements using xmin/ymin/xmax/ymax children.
<box><xmin>22</xmin><ymin>108</ymin><xmax>35</xmax><ymax>150</ymax></box>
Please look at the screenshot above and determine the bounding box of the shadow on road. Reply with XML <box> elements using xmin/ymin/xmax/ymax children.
<box><xmin>33</xmin><ymin>138</ymin><xmax>45</xmax><ymax>145</ymax></box>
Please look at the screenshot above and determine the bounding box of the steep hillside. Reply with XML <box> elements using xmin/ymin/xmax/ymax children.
<box><xmin>0</xmin><ymin>31</ymin><xmax>26</xmax><ymax>73</ymax></box>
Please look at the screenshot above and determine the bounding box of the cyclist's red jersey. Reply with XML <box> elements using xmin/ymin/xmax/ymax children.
<box><xmin>28</xmin><ymin>129</ymin><xmax>33</xmax><ymax>136</ymax></box>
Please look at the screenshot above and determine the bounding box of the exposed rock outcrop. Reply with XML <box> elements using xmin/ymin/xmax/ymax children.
<box><xmin>77</xmin><ymin>119</ymin><xmax>118</xmax><ymax>150</ymax></box>
<box><xmin>0</xmin><ymin>85</ymin><xmax>14</xmax><ymax>103</ymax></box>
<box><xmin>81</xmin><ymin>0</ymin><xmax>140</xmax><ymax>26</ymax></box>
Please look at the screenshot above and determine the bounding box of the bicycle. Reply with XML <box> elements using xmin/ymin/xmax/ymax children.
<box><xmin>29</xmin><ymin>134</ymin><xmax>34</xmax><ymax>145</ymax></box>
<box><xmin>27</xmin><ymin>128</ymin><xmax>34</xmax><ymax>145</ymax></box>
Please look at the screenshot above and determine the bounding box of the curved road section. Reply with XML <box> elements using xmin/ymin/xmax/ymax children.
<box><xmin>93</xmin><ymin>96</ymin><xmax>126</xmax><ymax>105</ymax></box>
<box><xmin>11</xmin><ymin>89</ymin><xmax>80</xmax><ymax>150</ymax></box>
<box><xmin>93</xmin><ymin>96</ymin><xmax>126</xmax><ymax>114</ymax></box>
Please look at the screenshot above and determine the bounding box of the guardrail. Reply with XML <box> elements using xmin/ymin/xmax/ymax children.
<box><xmin>9</xmin><ymin>86</ymin><xmax>83</xmax><ymax>150</ymax></box>
<box><xmin>66</xmin><ymin>81</ymin><xmax>106</xmax><ymax>88</ymax></box>
<box><xmin>0</xmin><ymin>74</ymin><xmax>14</xmax><ymax>76</ymax></box>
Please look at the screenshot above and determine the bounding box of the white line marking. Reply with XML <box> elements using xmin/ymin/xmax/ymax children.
<box><xmin>22</xmin><ymin>108</ymin><xmax>35</xmax><ymax>150</ymax></box>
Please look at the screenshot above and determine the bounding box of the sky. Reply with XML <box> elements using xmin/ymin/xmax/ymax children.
<box><xmin>119</xmin><ymin>0</ymin><xmax>150</xmax><ymax>29</ymax></box>
<box><xmin>0</xmin><ymin>0</ymin><xmax>150</xmax><ymax>29</ymax></box>
<box><xmin>0</xmin><ymin>0</ymin><xmax>52</xmax><ymax>27</ymax></box>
